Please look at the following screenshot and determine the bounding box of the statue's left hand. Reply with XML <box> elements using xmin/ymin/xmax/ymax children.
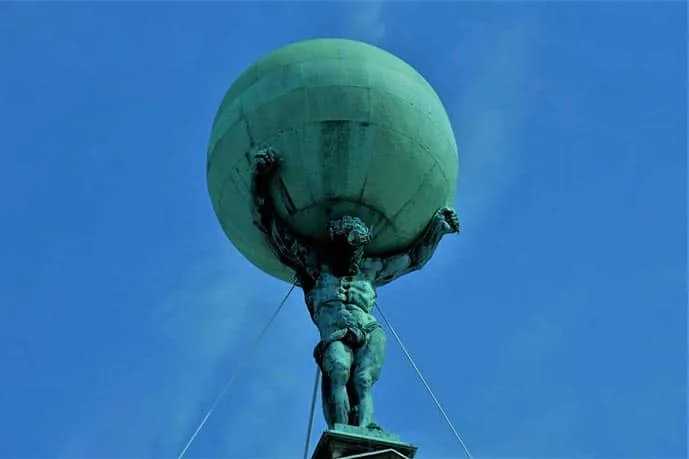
<box><xmin>436</xmin><ymin>207</ymin><xmax>460</xmax><ymax>234</ymax></box>
<box><xmin>251</xmin><ymin>147</ymin><xmax>280</xmax><ymax>176</ymax></box>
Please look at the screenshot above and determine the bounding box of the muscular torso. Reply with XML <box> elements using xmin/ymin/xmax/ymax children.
<box><xmin>304</xmin><ymin>266</ymin><xmax>378</xmax><ymax>340</ymax></box>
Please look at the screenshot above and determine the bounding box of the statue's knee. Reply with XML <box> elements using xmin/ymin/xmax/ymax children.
<box><xmin>329</xmin><ymin>363</ymin><xmax>349</xmax><ymax>386</ymax></box>
<box><xmin>328</xmin><ymin>362</ymin><xmax>350</xmax><ymax>385</ymax></box>
<box><xmin>353</xmin><ymin>371</ymin><xmax>373</xmax><ymax>390</ymax></box>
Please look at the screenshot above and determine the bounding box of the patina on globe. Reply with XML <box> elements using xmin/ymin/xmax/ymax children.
<box><xmin>207</xmin><ymin>38</ymin><xmax>458</xmax><ymax>282</ymax></box>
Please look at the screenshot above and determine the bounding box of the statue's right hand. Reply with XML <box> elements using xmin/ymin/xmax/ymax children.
<box><xmin>251</xmin><ymin>147</ymin><xmax>280</xmax><ymax>176</ymax></box>
<box><xmin>435</xmin><ymin>207</ymin><xmax>460</xmax><ymax>234</ymax></box>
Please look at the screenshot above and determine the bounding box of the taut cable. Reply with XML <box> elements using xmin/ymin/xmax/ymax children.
<box><xmin>177</xmin><ymin>281</ymin><xmax>297</xmax><ymax>459</ymax></box>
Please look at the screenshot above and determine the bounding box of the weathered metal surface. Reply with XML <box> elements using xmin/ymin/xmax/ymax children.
<box><xmin>207</xmin><ymin>38</ymin><xmax>458</xmax><ymax>282</ymax></box>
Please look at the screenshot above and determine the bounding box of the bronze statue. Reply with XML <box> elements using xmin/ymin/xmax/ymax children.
<box><xmin>249</xmin><ymin>147</ymin><xmax>459</xmax><ymax>432</ymax></box>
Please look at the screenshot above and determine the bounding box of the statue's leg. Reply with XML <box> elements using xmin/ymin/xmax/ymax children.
<box><xmin>346</xmin><ymin>377</ymin><xmax>359</xmax><ymax>425</ymax></box>
<box><xmin>320</xmin><ymin>340</ymin><xmax>354</xmax><ymax>428</ymax></box>
<box><xmin>320</xmin><ymin>373</ymin><xmax>335</xmax><ymax>428</ymax></box>
<box><xmin>352</xmin><ymin>326</ymin><xmax>386</xmax><ymax>429</ymax></box>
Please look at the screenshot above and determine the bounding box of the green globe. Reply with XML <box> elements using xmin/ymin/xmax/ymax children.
<box><xmin>207</xmin><ymin>38</ymin><xmax>458</xmax><ymax>282</ymax></box>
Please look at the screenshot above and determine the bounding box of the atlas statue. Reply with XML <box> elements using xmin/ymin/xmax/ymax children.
<box><xmin>207</xmin><ymin>38</ymin><xmax>460</xmax><ymax>443</ymax></box>
<box><xmin>249</xmin><ymin>147</ymin><xmax>459</xmax><ymax>430</ymax></box>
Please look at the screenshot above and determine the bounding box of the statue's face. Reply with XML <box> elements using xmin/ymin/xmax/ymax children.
<box><xmin>327</xmin><ymin>216</ymin><xmax>371</xmax><ymax>250</ymax></box>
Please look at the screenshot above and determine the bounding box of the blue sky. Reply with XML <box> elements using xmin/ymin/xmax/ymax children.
<box><xmin>0</xmin><ymin>2</ymin><xmax>686</xmax><ymax>458</ymax></box>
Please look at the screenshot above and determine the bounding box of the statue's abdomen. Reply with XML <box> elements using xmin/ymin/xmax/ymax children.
<box><xmin>308</xmin><ymin>272</ymin><xmax>377</xmax><ymax>339</ymax></box>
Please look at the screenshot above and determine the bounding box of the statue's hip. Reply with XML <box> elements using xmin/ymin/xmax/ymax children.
<box><xmin>313</xmin><ymin>321</ymin><xmax>382</xmax><ymax>367</ymax></box>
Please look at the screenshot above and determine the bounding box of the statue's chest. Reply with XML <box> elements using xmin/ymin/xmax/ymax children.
<box><xmin>314</xmin><ymin>272</ymin><xmax>366</xmax><ymax>291</ymax></box>
<box><xmin>307</xmin><ymin>271</ymin><xmax>377</xmax><ymax>309</ymax></box>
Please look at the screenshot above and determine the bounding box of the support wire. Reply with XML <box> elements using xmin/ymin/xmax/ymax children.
<box><xmin>303</xmin><ymin>366</ymin><xmax>321</xmax><ymax>459</ymax></box>
<box><xmin>375</xmin><ymin>304</ymin><xmax>474</xmax><ymax>459</ymax></box>
<box><xmin>177</xmin><ymin>281</ymin><xmax>297</xmax><ymax>459</ymax></box>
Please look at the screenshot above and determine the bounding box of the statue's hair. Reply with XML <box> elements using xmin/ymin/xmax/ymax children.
<box><xmin>328</xmin><ymin>216</ymin><xmax>372</xmax><ymax>247</ymax></box>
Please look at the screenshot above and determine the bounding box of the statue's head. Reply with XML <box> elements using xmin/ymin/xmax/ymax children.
<box><xmin>327</xmin><ymin>216</ymin><xmax>371</xmax><ymax>274</ymax></box>
<box><xmin>328</xmin><ymin>216</ymin><xmax>371</xmax><ymax>248</ymax></box>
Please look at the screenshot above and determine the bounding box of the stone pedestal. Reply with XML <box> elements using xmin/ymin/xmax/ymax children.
<box><xmin>311</xmin><ymin>424</ymin><xmax>417</xmax><ymax>459</ymax></box>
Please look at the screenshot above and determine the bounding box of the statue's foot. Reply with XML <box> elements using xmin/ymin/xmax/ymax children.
<box><xmin>365</xmin><ymin>422</ymin><xmax>383</xmax><ymax>431</ymax></box>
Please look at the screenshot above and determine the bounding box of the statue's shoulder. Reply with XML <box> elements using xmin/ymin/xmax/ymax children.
<box><xmin>360</xmin><ymin>257</ymin><xmax>383</xmax><ymax>277</ymax></box>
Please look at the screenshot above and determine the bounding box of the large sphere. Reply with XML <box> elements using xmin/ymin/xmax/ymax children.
<box><xmin>207</xmin><ymin>38</ymin><xmax>458</xmax><ymax>282</ymax></box>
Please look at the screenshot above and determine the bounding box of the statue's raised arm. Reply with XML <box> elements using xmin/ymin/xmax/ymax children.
<box><xmin>249</xmin><ymin>147</ymin><xmax>318</xmax><ymax>285</ymax></box>
<box><xmin>368</xmin><ymin>207</ymin><xmax>459</xmax><ymax>287</ymax></box>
